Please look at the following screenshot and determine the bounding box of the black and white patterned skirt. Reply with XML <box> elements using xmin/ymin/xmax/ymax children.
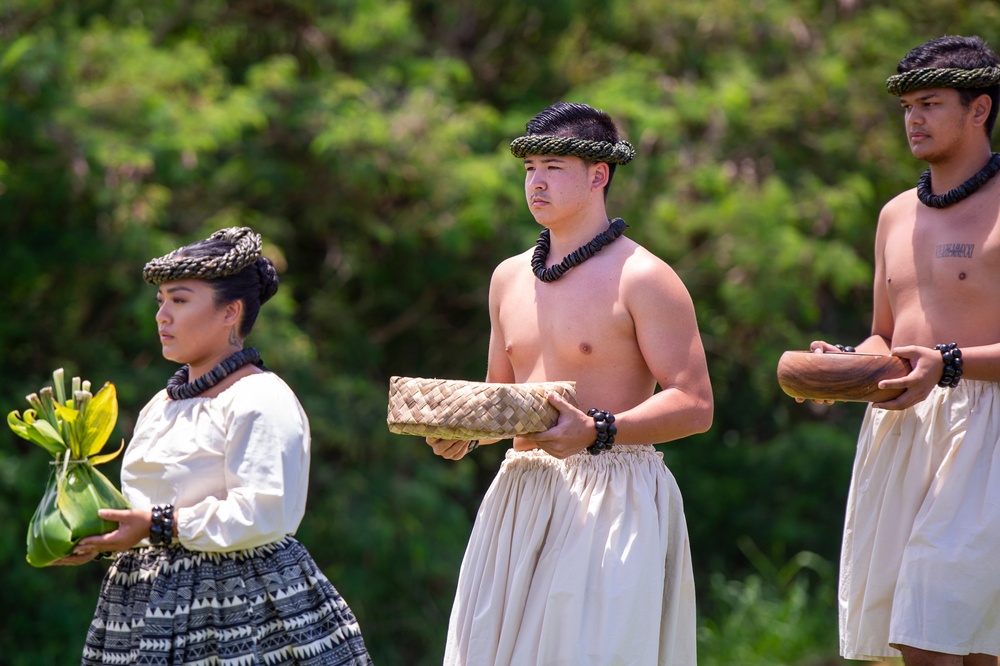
<box><xmin>82</xmin><ymin>536</ymin><xmax>372</xmax><ymax>665</ymax></box>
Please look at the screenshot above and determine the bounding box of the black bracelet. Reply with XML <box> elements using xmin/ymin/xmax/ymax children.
<box><xmin>933</xmin><ymin>342</ymin><xmax>963</xmax><ymax>388</ymax></box>
<box><xmin>586</xmin><ymin>409</ymin><xmax>617</xmax><ymax>455</ymax></box>
<box><xmin>466</xmin><ymin>439</ymin><xmax>480</xmax><ymax>452</ymax></box>
<box><xmin>835</xmin><ymin>344</ymin><xmax>856</xmax><ymax>352</ymax></box>
<box><xmin>150</xmin><ymin>504</ymin><xmax>175</xmax><ymax>547</ymax></box>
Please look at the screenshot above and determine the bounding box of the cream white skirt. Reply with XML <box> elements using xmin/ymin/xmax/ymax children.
<box><xmin>840</xmin><ymin>381</ymin><xmax>1000</xmax><ymax>660</ymax></box>
<box><xmin>444</xmin><ymin>446</ymin><xmax>696</xmax><ymax>666</ymax></box>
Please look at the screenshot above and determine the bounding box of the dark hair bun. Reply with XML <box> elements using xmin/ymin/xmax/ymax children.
<box><xmin>257</xmin><ymin>257</ymin><xmax>279</xmax><ymax>304</ymax></box>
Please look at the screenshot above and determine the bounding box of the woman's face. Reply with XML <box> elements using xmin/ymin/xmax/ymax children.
<box><xmin>155</xmin><ymin>279</ymin><xmax>237</xmax><ymax>367</ymax></box>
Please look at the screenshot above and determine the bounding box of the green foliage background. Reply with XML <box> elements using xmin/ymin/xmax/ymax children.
<box><xmin>2</xmin><ymin>1</ymin><xmax>997</xmax><ymax>663</ymax></box>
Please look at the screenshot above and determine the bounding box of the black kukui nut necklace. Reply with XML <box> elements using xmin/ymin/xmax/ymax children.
<box><xmin>531</xmin><ymin>217</ymin><xmax>629</xmax><ymax>283</ymax></box>
<box><xmin>917</xmin><ymin>152</ymin><xmax>1000</xmax><ymax>209</ymax></box>
<box><xmin>166</xmin><ymin>347</ymin><xmax>265</xmax><ymax>400</ymax></box>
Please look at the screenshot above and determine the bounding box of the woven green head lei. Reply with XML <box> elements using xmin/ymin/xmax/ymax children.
<box><xmin>886</xmin><ymin>66</ymin><xmax>1000</xmax><ymax>95</ymax></box>
<box><xmin>143</xmin><ymin>227</ymin><xmax>262</xmax><ymax>285</ymax></box>
<box><xmin>510</xmin><ymin>134</ymin><xmax>636</xmax><ymax>165</ymax></box>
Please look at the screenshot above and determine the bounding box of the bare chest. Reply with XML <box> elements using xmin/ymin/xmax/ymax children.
<box><xmin>497</xmin><ymin>269</ymin><xmax>638</xmax><ymax>377</ymax></box>
<box><xmin>882</xmin><ymin>195</ymin><xmax>1000</xmax><ymax>345</ymax></box>
<box><xmin>884</xmin><ymin>205</ymin><xmax>1000</xmax><ymax>297</ymax></box>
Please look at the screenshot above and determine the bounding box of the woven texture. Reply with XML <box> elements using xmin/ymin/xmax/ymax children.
<box><xmin>886</xmin><ymin>66</ymin><xmax>1000</xmax><ymax>95</ymax></box>
<box><xmin>387</xmin><ymin>376</ymin><xmax>577</xmax><ymax>439</ymax></box>
<box><xmin>509</xmin><ymin>135</ymin><xmax>636</xmax><ymax>165</ymax></box>
<box><xmin>142</xmin><ymin>227</ymin><xmax>262</xmax><ymax>285</ymax></box>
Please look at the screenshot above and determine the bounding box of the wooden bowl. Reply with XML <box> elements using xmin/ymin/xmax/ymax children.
<box><xmin>776</xmin><ymin>351</ymin><xmax>910</xmax><ymax>402</ymax></box>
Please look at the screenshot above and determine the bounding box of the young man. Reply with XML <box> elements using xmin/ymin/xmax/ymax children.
<box><xmin>427</xmin><ymin>102</ymin><xmax>713</xmax><ymax>665</ymax></box>
<box><xmin>809</xmin><ymin>36</ymin><xmax>1000</xmax><ymax>666</ymax></box>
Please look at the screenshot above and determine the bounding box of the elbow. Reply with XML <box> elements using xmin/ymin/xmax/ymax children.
<box><xmin>691</xmin><ymin>409</ymin><xmax>713</xmax><ymax>435</ymax></box>
<box><xmin>690</xmin><ymin>395</ymin><xmax>714</xmax><ymax>435</ymax></box>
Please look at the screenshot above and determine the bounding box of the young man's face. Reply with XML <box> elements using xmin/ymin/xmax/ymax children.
<box><xmin>900</xmin><ymin>87</ymin><xmax>982</xmax><ymax>162</ymax></box>
<box><xmin>522</xmin><ymin>154</ymin><xmax>599</xmax><ymax>225</ymax></box>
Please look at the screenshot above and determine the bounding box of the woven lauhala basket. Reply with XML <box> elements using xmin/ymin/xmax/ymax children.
<box><xmin>387</xmin><ymin>376</ymin><xmax>577</xmax><ymax>439</ymax></box>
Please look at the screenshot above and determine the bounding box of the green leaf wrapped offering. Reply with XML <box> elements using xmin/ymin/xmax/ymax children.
<box><xmin>7</xmin><ymin>368</ymin><xmax>130</xmax><ymax>567</ymax></box>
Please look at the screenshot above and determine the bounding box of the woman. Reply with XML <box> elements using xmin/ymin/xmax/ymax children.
<box><xmin>64</xmin><ymin>227</ymin><xmax>372</xmax><ymax>665</ymax></box>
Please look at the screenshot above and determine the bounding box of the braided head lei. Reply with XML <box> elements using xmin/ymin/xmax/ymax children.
<box><xmin>510</xmin><ymin>134</ymin><xmax>636</xmax><ymax>165</ymax></box>
<box><xmin>143</xmin><ymin>227</ymin><xmax>262</xmax><ymax>285</ymax></box>
<box><xmin>886</xmin><ymin>66</ymin><xmax>1000</xmax><ymax>96</ymax></box>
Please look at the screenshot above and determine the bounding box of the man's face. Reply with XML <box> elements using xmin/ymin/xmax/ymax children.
<box><xmin>899</xmin><ymin>87</ymin><xmax>977</xmax><ymax>161</ymax></box>
<box><xmin>523</xmin><ymin>154</ymin><xmax>596</xmax><ymax>225</ymax></box>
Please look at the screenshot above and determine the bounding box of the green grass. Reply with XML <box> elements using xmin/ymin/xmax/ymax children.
<box><xmin>696</xmin><ymin>538</ymin><xmax>892</xmax><ymax>666</ymax></box>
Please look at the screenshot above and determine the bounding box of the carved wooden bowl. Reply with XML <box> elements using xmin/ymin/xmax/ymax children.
<box><xmin>776</xmin><ymin>351</ymin><xmax>910</xmax><ymax>402</ymax></box>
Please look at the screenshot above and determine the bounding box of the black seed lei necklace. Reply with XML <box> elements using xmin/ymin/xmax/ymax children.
<box><xmin>531</xmin><ymin>217</ymin><xmax>629</xmax><ymax>283</ymax></box>
<box><xmin>917</xmin><ymin>152</ymin><xmax>1000</xmax><ymax>208</ymax></box>
<box><xmin>166</xmin><ymin>347</ymin><xmax>264</xmax><ymax>400</ymax></box>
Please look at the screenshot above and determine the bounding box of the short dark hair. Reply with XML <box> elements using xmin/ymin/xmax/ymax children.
<box><xmin>173</xmin><ymin>236</ymin><xmax>279</xmax><ymax>338</ymax></box>
<box><xmin>898</xmin><ymin>35</ymin><xmax>1000</xmax><ymax>137</ymax></box>
<box><xmin>525</xmin><ymin>101</ymin><xmax>623</xmax><ymax>197</ymax></box>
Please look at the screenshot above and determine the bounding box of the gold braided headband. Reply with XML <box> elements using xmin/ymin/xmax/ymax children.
<box><xmin>142</xmin><ymin>227</ymin><xmax>262</xmax><ymax>285</ymax></box>
<box><xmin>886</xmin><ymin>66</ymin><xmax>1000</xmax><ymax>95</ymax></box>
<box><xmin>510</xmin><ymin>135</ymin><xmax>636</xmax><ymax>165</ymax></box>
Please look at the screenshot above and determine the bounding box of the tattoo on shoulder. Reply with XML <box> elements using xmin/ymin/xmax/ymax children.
<box><xmin>935</xmin><ymin>243</ymin><xmax>975</xmax><ymax>259</ymax></box>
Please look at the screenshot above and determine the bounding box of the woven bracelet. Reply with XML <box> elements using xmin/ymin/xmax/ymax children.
<box><xmin>934</xmin><ymin>343</ymin><xmax>963</xmax><ymax>388</ymax></box>
<box><xmin>150</xmin><ymin>504</ymin><xmax>175</xmax><ymax>547</ymax></box>
<box><xmin>587</xmin><ymin>409</ymin><xmax>617</xmax><ymax>455</ymax></box>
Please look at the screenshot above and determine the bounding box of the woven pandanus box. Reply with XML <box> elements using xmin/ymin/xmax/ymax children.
<box><xmin>387</xmin><ymin>376</ymin><xmax>577</xmax><ymax>439</ymax></box>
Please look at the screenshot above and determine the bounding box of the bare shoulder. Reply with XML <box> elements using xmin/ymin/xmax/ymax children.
<box><xmin>489</xmin><ymin>248</ymin><xmax>532</xmax><ymax>305</ymax></box>
<box><xmin>879</xmin><ymin>187</ymin><xmax>918</xmax><ymax>224</ymax></box>
<box><xmin>492</xmin><ymin>248</ymin><xmax>531</xmax><ymax>282</ymax></box>
<box><xmin>619</xmin><ymin>239</ymin><xmax>688</xmax><ymax>295</ymax></box>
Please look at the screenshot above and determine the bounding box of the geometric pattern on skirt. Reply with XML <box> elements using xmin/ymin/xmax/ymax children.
<box><xmin>82</xmin><ymin>536</ymin><xmax>372</xmax><ymax>666</ymax></box>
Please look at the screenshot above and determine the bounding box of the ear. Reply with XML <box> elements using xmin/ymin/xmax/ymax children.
<box><xmin>590</xmin><ymin>162</ymin><xmax>610</xmax><ymax>191</ymax></box>
<box><xmin>222</xmin><ymin>299</ymin><xmax>243</xmax><ymax>327</ymax></box>
<box><xmin>971</xmin><ymin>93</ymin><xmax>992</xmax><ymax>128</ymax></box>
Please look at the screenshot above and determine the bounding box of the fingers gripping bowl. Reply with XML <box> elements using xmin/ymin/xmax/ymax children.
<box><xmin>776</xmin><ymin>351</ymin><xmax>910</xmax><ymax>402</ymax></box>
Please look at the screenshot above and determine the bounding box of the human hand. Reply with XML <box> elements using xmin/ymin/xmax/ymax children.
<box><xmin>50</xmin><ymin>550</ymin><xmax>100</xmax><ymax>566</ymax></box>
<box><xmin>71</xmin><ymin>508</ymin><xmax>155</xmax><ymax>557</ymax></box>
<box><xmin>808</xmin><ymin>340</ymin><xmax>842</xmax><ymax>354</ymax></box>
<box><xmin>871</xmin><ymin>345</ymin><xmax>940</xmax><ymax>410</ymax></box>
<box><xmin>520</xmin><ymin>392</ymin><xmax>596</xmax><ymax>459</ymax></box>
<box><xmin>426</xmin><ymin>437</ymin><xmax>476</xmax><ymax>460</ymax></box>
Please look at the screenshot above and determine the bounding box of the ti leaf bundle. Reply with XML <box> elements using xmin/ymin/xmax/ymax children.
<box><xmin>7</xmin><ymin>368</ymin><xmax>130</xmax><ymax>567</ymax></box>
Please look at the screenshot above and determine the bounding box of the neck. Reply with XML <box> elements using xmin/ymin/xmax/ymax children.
<box><xmin>187</xmin><ymin>345</ymin><xmax>244</xmax><ymax>382</ymax></box>
<box><xmin>543</xmin><ymin>211</ymin><xmax>614</xmax><ymax>258</ymax></box>
<box><xmin>927</xmin><ymin>144</ymin><xmax>994</xmax><ymax>193</ymax></box>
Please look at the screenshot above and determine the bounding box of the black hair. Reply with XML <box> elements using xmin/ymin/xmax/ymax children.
<box><xmin>174</xmin><ymin>237</ymin><xmax>279</xmax><ymax>338</ymax></box>
<box><xmin>898</xmin><ymin>35</ymin><xmax>1000</xmax><ymax>138</ymax></box>
<box><xmin>525</xmin><ymin>101</ymin><xmax>623</xmax><ymax>198</ymax></box>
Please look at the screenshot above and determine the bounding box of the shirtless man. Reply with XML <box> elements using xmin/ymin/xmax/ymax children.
<box><xmin>428</xmin><ymin>101</ymin><xmax>713</xmax><ymax>665</ymax></box>
<box><xmin>808</xmin><ymin>36</ymin><xmax>1000</xmax><ymax>666</ymax></box>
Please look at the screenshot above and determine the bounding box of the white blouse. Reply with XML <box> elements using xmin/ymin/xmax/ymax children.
<box><xmin>120</xmin><ymin>372</ymin><xmax>310</xmax><ymax>552</ymax></box>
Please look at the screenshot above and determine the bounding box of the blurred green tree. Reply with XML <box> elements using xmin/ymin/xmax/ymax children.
<box><xmin>3</xmin><ymin>0</ymin><xmax>999</xmax><ymax>663</ymax></box>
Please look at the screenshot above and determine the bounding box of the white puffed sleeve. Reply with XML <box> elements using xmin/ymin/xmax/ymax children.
<box><xmin>174</xmin><ymin>374</ymin><xmax>311</xmax><ymax>552</ymax></box>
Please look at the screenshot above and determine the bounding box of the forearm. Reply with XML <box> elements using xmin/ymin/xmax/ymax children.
<box><xmin>855</xmin><ymin>334</ymin><xmax>892</xmax><ymax>354</ymax></box>
<box><xmin>612</xmin><ymin>387</ymin><xmax>713</xmax><ymax>446</ymax></box>
<box><xmin>938</xmin><ymin>341</ymin><xmax>1000</xmax><ymax>383</ymax></box>
<box><xmin>179</xmin><ymin>488</ymin><xmax>303</xmax><ymax>551</ymax></box>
